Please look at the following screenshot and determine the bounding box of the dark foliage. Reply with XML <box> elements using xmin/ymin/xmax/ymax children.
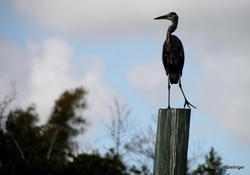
<box><xmin>0</xmin><ymin>87</ymin><xmax>229</xmax><ymax>175</ymax></box>
<box><xmin>44</xmin><ymin>87</ymin><xmax>88</xmax><ymax>162</ymax></box>
<box><xmin>0</xmin><ymin>87</ymin><xmax>132</xmax><ymax>175</ymax></box>
<box><xmin>190</xmin><ymin>147</ymin><xmax>228</xmax><ymax>175</ymax></box>
<box><xmin>66</xmin><ymin>149</ymin><xmax>128</xmax><ymax>175</ymax></box>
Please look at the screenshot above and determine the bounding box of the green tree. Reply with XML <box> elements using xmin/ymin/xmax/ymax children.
<box><xmin>5</xmin><ymin>106</ymin><xmax>41</xmax><ymax>161</ymax></box>
<box><xmin>66</xmin><ymin>149</ymin><xmax>129</xmax><ymax>175</ymax></box>
<box><xmin>191</xmin><ymin>147</ymin><xmax>228</xmax><ymax>175</ymax></box>
<box><xmin>0</xmin><ymin>87</ymin><xmax>88</xmax><ymax>174</ymax></box>
<box><xmin>44</xmin><ymin>87</ymin><xmax>88</xmax><ymax>162</ymax></box>
<box><xmin>1</xmin><ymin>106</ymin><xmax>46</xmax><ymax>174</ymax></box>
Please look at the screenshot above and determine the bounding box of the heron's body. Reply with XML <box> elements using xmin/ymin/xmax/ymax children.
<box><xmin>155</xmin><ymin>12</ymin><xmax>195</xmax><ymax>109</ymax></box>
<box><xmin>163</xmin><ymin>35</ymin><xmax>184</xmax><ymax>84</ymax></box>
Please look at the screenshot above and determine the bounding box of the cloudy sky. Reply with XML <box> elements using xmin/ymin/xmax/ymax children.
<box><xmin>1</xmin><ymin>0</ymin><xmax>250</xmax><ymax>173</ymax></box>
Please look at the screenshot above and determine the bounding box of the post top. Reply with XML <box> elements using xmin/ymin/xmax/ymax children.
<box><xmin>159</xmin><ymin>108</ymin><xmax>191</xmax><ymax>112</ymax></box>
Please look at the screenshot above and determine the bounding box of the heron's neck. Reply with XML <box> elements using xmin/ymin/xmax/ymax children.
<box><xmin>167</xmin><ymin>20</ymin><xmax>178</xmax><ymax>38</ymax></box>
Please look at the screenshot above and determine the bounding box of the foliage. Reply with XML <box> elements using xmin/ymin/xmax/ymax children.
<box><xmin>0</xmin><ymin>87</ymin><xmax>89</xmax><ymax>175</ymax></box>
<box><xmin>66</xmin><ymin>149</ymin><xmax>129</xmax><ymax>175</ymax></box>
<box><xmin>0</xmin><ymin>87</ymin><xmax>230</xmax><ymax>175</ymax></box>
<box><xmin>0</xmin><ymin>106</ymin><xmax>49</xmax><ymax>175</ymax></box>
<box><xmin>0</xmin><ymin>87</ymin><xmax>134</xmax><ymax>175</ymax></box>
<box><xmin>190</xmin><ymin>147</ymin><xmax>228</xmax><ymax>175</ymax></box>
<box><xmin>44</xmin><ymin>87</ymin><xmax>87</xmax><ymax>161</ymax></box>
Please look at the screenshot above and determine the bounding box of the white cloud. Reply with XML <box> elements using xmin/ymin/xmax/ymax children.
<box><xmin>127</xmin><ymin>52</ymin><xmax>250</xmax><ymax>148</ymax></box>
<box><xmin>26</xmin><ymin>38</ymin><xmax>77</xmax><ymax>122</ymax></box>
<box><xmin>28</xmin><ymin>38</ymin><xmax>116</xmax><ymax>125</ymax></box>
<box><xmin>11</xmin><ymin>0</ymin><xmax>157</xmax><ymax>38</ymax></box>
<box><xmin>0</xmin><ymin>40</ymin><xmax>31</xmax><ymax>106</ymax></box>
<box><xmin>127</xmin><ymin>59</ymin><xmax>164</xmax><ymax>104</ymax></box>
<box><xmin>0</xmin><ymin>38</ymin><xmax>116</xmax><ymax>127</ymax></box>
<box><xmin>10</xmin><ymin>0</ymin><xmax>250</xmax><ymax>42</ymax></box>
<box><xmin>197</xmin><ymin>53</ymin><xmax>250</xmax><ymax>147</ymax></box>
<box><xmin>80</xmin><ymin>57</ymin><xmax>117</xmax><ymax>125</ymax></box>
<box><xmin>127</xmin><ymin>58</ymin><xmax>188</xmax><ymax>108</ymax></box>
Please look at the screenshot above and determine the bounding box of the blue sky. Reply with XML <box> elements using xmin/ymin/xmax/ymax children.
<box><xmin>1</xmin><ymin>0</ymin><xmax>250</xmax><ymax>174</ymax></box>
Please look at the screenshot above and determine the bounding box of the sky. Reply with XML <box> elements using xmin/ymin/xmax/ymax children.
<box><xmin>1</xmin><ymin>0</ymin><xmax>250</xmax><ymax>174</ymax></box>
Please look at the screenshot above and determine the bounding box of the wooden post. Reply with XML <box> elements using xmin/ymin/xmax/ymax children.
<box><xmin>153</xmin><ymin>108</ymin><xmax>191</xmax><ymax>175</ymax></box>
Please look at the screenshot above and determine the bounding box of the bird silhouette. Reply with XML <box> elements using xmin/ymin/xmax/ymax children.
<box><xmin>154</xmin><ymin>12</ymin><xmax>196</xmax><ymax>109</ymax></box>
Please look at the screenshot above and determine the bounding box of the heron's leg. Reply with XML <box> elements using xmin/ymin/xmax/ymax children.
<box><xmin>179</xmin><ymin>78</ymin><xmax>196</xmax><ymax>109</ymax></box>
<box><xmin>168</xmin><ymin>77</ymin><xmax>171</xmax><ymax>109</ymax></box>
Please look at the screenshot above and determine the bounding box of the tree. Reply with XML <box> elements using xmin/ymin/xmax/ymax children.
<box><xmin>124</xmin><ymin>115</ymin><xmax>156</xmax><ymax>175</ymax></box>
<box><xmin>1</xmin><ymin>106</ymin><xmax>45</xmax><ymax>175</ymax></box>
<box><xmin>5</xmin><ymin>105</ymin><xmax>41</xmax><ymax>160</ymax></box>
<box><xmin>67</xmin><ymin>149</ymin><xmax>129</xmax><ymax>175</ymax></box>
<box><xmin>0</xmin><ymin>87</ymin><xmax>88</xmax><ymax>175</ymax></box>
<box><xmin>0</xmin><ymin>87</ymin><xmax>230</xmax><ymax>175</ymax></box>
<box><xmin>191</xmin><ymin>147</ymin><xmax>229</xmax><ymax>175</ymax></box>
<box><xmin>44</xmin><ymin>87</ymin><xmax>88</xmax><ymax>161</ymax></box>
<box><xmin>104</xmin><ymin>98</ymin><xmax>132</xmax><ymax>156</ymax></box>
<box><xmin>0</xmin><ymin>84</ymin><xmax>17</xmax><ymax>129</ymax></box>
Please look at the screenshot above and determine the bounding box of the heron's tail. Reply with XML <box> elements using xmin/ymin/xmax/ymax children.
<box><xmin>169</xmin><ymin>74</ymin><xmax>179</xmax><ymax>84</ymax></box>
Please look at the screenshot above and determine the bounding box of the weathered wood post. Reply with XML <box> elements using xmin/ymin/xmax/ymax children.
<box><xmin>153</xmin><ymin>108</ymin><xmax>191</xmax><ymax>175</ymax></box>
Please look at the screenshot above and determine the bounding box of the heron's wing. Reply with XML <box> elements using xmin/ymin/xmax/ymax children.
<box><xmin>162</xmin><ymin>36</ymin><xmax>185</xmax><ymax>76</ymax></box>
<box><xmin>162</xmin><ymin>40</ymin><xmax>170</xmax><ymax>74</ymax></box>
<box><xmin>172</xmin><ymin>35</ymin><xmax>184</xmax><ymax>76</ymax></box>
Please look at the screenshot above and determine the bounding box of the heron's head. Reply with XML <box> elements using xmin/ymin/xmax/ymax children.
<box><xmin>154</xmin><ymin>12</ymin><xmax>178</xmax><ymax>23</ymax></box>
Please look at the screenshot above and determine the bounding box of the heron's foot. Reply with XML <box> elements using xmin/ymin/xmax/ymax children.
<box><xmin>184</xmin><ymin>99</ymin><xmax>196</xmax><ymax>109</ymax></box>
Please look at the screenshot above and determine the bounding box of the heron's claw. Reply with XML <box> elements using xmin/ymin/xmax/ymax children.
<box><xmin>184</xmin><ymin>100</ymin><xmax>196</xmax><ymax>109</ymax></box>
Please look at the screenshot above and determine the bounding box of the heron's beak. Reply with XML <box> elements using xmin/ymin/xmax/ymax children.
<box><xmin>154</xmin><ymin>14</ymin><xmax>171</xmax><ymax>20</ymax></box>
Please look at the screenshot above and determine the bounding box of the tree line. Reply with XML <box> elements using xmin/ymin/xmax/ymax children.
<box><xmin>0</xmin><ymin>87</ymin><xmax>228</xmax><ymax>175</ymax></box>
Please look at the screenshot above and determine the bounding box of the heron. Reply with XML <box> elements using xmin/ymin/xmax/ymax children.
<box><xmin>154</xmin><ymin>12</ymin><xmax>196</xmax><ymax>109</ymax></box>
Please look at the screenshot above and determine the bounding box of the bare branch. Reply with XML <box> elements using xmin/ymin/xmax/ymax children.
<box><xmin>47</xmin><ymin>128</ymin><xmax>60</xmax><ymax>160</ymax></box>
<box><xmin>0</xmin><ymin>83</ymin><xmax>17</xmax><ymax>129</ymax></box>
<box><xmin>8</xmin><ymin>133</ymin><xmax>25</xmax><ymax>160</ymax></box>
<box><xmin>124</xmin><ymin>115</ymin><xmax>157</xmax><ymax>175</ymax></box>
<box><xmin>104</xmin><ymin>98</ymin><xmax>133</xmax><ymax>156</ymax></box>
